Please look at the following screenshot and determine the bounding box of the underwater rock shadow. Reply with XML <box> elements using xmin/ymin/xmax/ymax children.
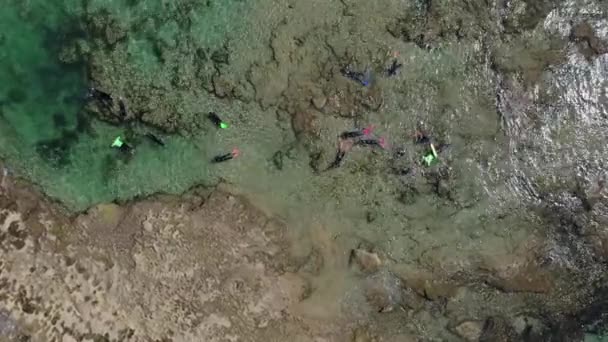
<box><xmin>35</xmin><ymin>129</ymin><xmax>80</xmax><ymax>168</ymax></box>
<box><xmin>36</xmin><ymin>101</ymin><xmax>100</xmax><ymax>167</ymax></box>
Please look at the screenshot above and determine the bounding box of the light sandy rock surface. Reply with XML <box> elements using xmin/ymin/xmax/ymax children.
<box><xmin>0</xmin><ymin>161</ymin><xmax>607</xmax><ymax>341</ymax></box>
<box><xmin>0</xmin><ymin>180</ymin><xmax>357</xmax><ymax>342</ymax></box>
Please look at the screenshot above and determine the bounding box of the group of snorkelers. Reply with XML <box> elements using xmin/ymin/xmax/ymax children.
<box><xmin>329</xmin><ymin>57</ymin><xmax>447</xmax><ymax>171</ymax></box>
<box><xmin>88</xmin><ymin>55</ymin><xmax>447</xmax><ymax>169</ymax></box>
<box><xmin>88</xmin><ymin>88</ymin><xmax>238</xmax><ymax>163</ymax></box>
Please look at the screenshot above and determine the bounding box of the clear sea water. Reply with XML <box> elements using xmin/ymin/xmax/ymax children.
<box><xmin>1</xmin><ymin>0</ymin><xmax>608</xmax><ymax>339</ymax></box>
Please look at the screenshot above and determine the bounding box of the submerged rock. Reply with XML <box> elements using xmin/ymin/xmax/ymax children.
<box><xmin>312</xmin><ymin>95</ymin><xmax>327</xmax><ymax>110</ymax></box>
<box><xmin>478</xmin><ymin>316</ymin><xmax>519</xmax><ymax>342</ymax></box>
<box><xmin>362</xmin><ymin>270</ymin><xmax>425</xmax><ymax>313</ymax></box>
<box><xmin>453</xmin><ymin>320</ymin><xmax>483</xmax><ymax>342</ymax></box>
<box><xmin>395</xmin><ymin>268</ymin><xmax>460</xmax><ymax>301</ymax></box>
<box><xmin>352</xmin><ymin>326</ymin><xmax>372</xmax><ymax>342</ymax></box>
<box><xmin>571</xmin><ymin>22</ymin><xmax>608</xmax><ymax>59</ymax></box>
<box><xmin>364</xmin><ymin>271</ymin><xmax>403</xmax><ymax>313</ymax></box>
<box><xmin>350</xmin><ymin>248</ymin><xmax>382</xmax><ymax>274</ymax></box>
<box><xmin>486</xmin><ymin>264</ymin><xmax>554</xmax><ymax>294</ymax></box>
<box><xmin>291</xmin><ymin>111</ymin><xmax>318</xmax><ymax>137</ymax></box>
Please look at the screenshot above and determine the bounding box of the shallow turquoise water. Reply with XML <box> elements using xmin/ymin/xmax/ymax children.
<box><xmin>587</xmin><ymin>333</ymin><xmax>608</xmax><ymax>342</ymax></box>
<box><xmin>0</xmin><ymin>1</ymin><xmax>246</xmax><ymax>210</ymax></box>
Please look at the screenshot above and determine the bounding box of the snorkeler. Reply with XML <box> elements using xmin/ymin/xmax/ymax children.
<box><xmin>326</xmin><ymin>125</ymin><xmax>388</xmax><ymax>171</ymax></box>
<box><xmin>414</xmin><ymin>130</ymin><xmax>450</xmax><ymax>166</ymax></box>
<box><xmin>422</xmin><ymin>143</ymin><xmax>439</xmax><ymax>166</ymax></box>
<box><xmin>212</xmin><ymin>148</ymin><xmax>240</xmax><ymax>163</ymax></box>
<box><xmin>325</xmin><ymin>150</ymin><xmax>346</xmax><ymax>171</ymax></box>
<box><xmin>343</xmin><ymin>125</ymin><xmax>387</xmax><ymax>149</ymax></box>
<box><xmin>111</xmin><ymin>136</ymin><xmax>134</xmax><ymax>154</ymax></box>
<box><xmin>340</xmin><ymin>129</ymin><xmax>365</xmax><ymax>140</ymax></box>
<box><xmin>386</xmin><ymin>59</ymin><xmax>402</xmax><ymax>76</ymax></box>
<box><xmin>145</xmin><ymin>133</ymin><xmax>165</xmax><ymax>146</ymax></box>
<box><xmin>325</xmin><ymin>144</ymin><xmax>348</xmax><ymax>171</ymax></box>
<box><xmin>208</xmin><ymin>112</ymin><xmax>229</xmax><ymax>129</ymax></box>
<box><xmin>339</xmin><ymin>125</ymin><xmax>374</xmax><ymax>140</ymax></box>
<box><xmin>340</xmin><ymin>65</ymin><xmax>371</xmax><ymax>87</ymax></box>
<box><xmin>325</xmin><ymin>134</ymin><xmax>356</xmax><ymax>171</ymax></box>
<box><xmin>413</xmin><ymin>129</ymin><xmax>431</xmax><ymax>145</ymax></box>
<box><xmin>356</xmin><ymin>137</ymin><xmax>387</xmax><ymax>149</ymax></box>
<box><xmin>87</xmin><ymin>87</ymin><xmax>114</xmax><ymax>108</ymax></box>
<box><xmin>118</xmin><ymin>97</ymin><xmax>128</xmax><ymax>119</ymax></box>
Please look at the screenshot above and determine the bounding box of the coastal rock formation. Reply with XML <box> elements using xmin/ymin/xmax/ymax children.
<box><xmin>1</xmin><ymin>0</ymin><xmax>608</xmax><ymax>340</ymax></box>
<box><xmin>0</xmin><ymin>179</ymin><xmax>351</xmax><ymax>341</ymax></box>
<box><xmin>1</xmin><ymin>159</ymin><xmax>608</xmax><ymax>340</ymax></box>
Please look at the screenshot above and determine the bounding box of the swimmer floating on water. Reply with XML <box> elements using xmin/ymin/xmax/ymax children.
<box><xmin>412</xmin><ymin>129</ymin><xmax>450</xmax><ymax>166</ymax></box>
<box><xmin>208</xmin><ymin>112</ymin><xmax>229</xmax><ymax>129</ymax></box>
<box><xmin>355</xmin><ymin>125</ymin><xmax>388</xmax><ymax>150</ymax></box>
<box><xmin>325</xmin><ymin>125</ymin><xmax>387</xmax><ymax>171</ymax></box>
<box><xmin>413</xmin><ymin>129</ymin><xmax>431</xmax><ymax>145</ymax></box>
<box><xmin>422</xmin><ymin>143</ymin><xmax>439</xmax><ymax>166</ymax></box>
<box><xmin>111</xmin><ymin>136</ymin><xmax>134</xmax><ymax>154</ymax></box>
<box><xmin>212</xmin><ymin>148</ymin><xmax>240</xmax><ymax>163</ymax></box>
<box><xmin>386</xmin><ymin>59</ymin><xmax>402</xmax><ymax>77</ymax></box>
<box><xmin>340</xmin><ymin>65</ymin><xmax>372</xmax><ymax>87</ymax></box>
<box><xmin>145</xmin><ymin>133</ymin><xmax>165</xmax><ymax>146</ymax></box>
<box><xmin>356</xmin><ymin>137</ymin><xmax>387</xmax><ymax>149</ymax></box>
<box><xmin>339</xmin><ymin>125</ymin><xmax>374</xmax><ymax>140</ymax></box>
<box><xmin>118</xmin><ymin>97</ymin><xmax>128</xmax><ymax>119</ymax></box>
<box><xmin>325</xmin><ymin>138</ymin><xmax>352</xmax><ymax>171</ymax></box>
<box><xmin>87</xmin><ymin>87</ymin><xmax>113</xmax><ymax>107</ymax></box>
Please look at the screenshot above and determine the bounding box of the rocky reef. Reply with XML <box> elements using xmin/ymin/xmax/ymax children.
<box><xmin>0</xmin><ymin>156</ymin><xmax>608</xmax><ymax>341</ymax></box>
<box><xmin>1</xmin><ymin>0</ymin><xmax>608</xmax><ymax>340</ymax></box>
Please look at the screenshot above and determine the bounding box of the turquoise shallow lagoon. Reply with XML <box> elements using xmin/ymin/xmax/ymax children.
<box><xmin>0</xmin><ymin>0</ymin><xmax>254</xmax><ymax>210</ymax></box>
